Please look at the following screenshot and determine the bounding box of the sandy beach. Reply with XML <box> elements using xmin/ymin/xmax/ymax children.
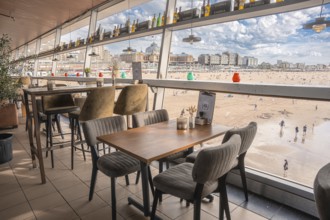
<box><xmin>49</xmin><ymin>70</ymin><xmax>330</xmax><ymax>187</ymax></box>
<box><xmin>163</xmin><ymin>70</ymin><xmax>330</xmax><ymax>187</ymax></box>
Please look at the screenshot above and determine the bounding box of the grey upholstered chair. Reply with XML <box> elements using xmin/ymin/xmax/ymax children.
<box><xmin>114</xmin><ymin>84</ymin><xmax>148</xmax><ymax>128</ymax></box>
<box><xmin>42</xmin><ymin>94</ymin><xmax>79</xmax><ymax>168</ymax></box>
<box><xmin>150</xmin><ymin>134</ymin><xmax>241</xmax><ymax>220</ymax></box>
<box><xmin>314</xmin><ymin>163</ymin><xmax>330</xmax><ymax>220</ymax></box>
<box><xmin>81</xmin><ymin>115</ymin><xmax>140</xmax><ymax>220</ymax></box>
<box><xmin>186</xmin><ymin>121</ymin><xmax>257</xmax><ymax>201</ymax></box>
<box><xmin>132</xmin><ymin>109</ymin><xmax>193</xmax><ymax>170</ymax></box>
<box><xmin>132</xmin><ymin>109</ymin><xmax>193</xmax><ymax>182</ymax></box>
<box><xmin>69</xmin><ymin>87</ymin><xmax>115</xmax><ymax>170</ymax></box>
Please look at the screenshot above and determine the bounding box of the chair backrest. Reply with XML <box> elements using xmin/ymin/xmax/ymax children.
<box><xmin>132</xmin><ymin>109</ymin><xmax>169</xmax><ymax>128</ymax></box>
<box><xmin>114</xmin><ymin>84</ymin><xmax>148</xmax><ymax>115</ymax></box>
<box><xmin>221</xmin><ymin>121</ymin><xmax>257</xmax><ymax>155</ymax></box>
<box><xmin>42</xmin><ymin>94</ymin><xmax>75</xmax><ymax>110</ymax></box>
<box><xmin>81</xmin><ymin>115</ymin><xmax>127</xmax><ymax>148</ymax></box>
<box><xmin>314</xmin><ymin>163</ymin><xmax>330</xmax><ymax>220</ymax></box>
<box><xmin>192</xmin><ymin>134</ymin><xmax>241</xmax><ymax>184</ymax></box>
<box><xmin>79</xmin><ymin>87</ymin><xmax>115</xmax><ymax>121</ymax></box>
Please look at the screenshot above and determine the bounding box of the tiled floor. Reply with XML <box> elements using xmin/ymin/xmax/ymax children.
<box><xmin>0</xmin><ymin>117</ymin><xmax>318</xmax><ymax>220</ymax></box>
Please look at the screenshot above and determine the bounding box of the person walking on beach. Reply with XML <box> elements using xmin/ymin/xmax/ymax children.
<box><xmin>303</xmin><ymin>125</ymin><xmax>307</xmax><ymax>136</ymax></box>
<box><xmin>279</xmin><ymin>120</ymin><xmax>285</xmax><ymax>137</ymax></box>
<box><xmin>294</xmin><ymin>126</ymin><xmax>299</xmax><ymax>142</ymax></box>
<box><xmin>283</xmin><ymin>159</ymin><xmax>288</xmax><ymax>177</ymax></box>
<box><xmin>254</xmin><ymin>104</ymin><xmax>257</xmax><ymax>111</ymax></box>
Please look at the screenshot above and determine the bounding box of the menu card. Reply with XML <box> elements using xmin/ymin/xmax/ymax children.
<box><xmin>197</xmin><ymin>91</ymin><xmax>216</xmax><ymax>124</ymax></box>
<box><xmin>132</xmin><ymin>62</ymin><xmax>142</xmax><ymax>81</ymax></box>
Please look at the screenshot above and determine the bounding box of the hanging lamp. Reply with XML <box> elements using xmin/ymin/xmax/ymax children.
<box><xmin>182</xmin><ymin>0</ymin><xmax>201</xmax><ymax>44</ymax></box>
<box><xmin>88</xmin><ymin>51</ymin><xmax>99</xmax><ymax>57</ymax></box>
<box><xmin>122</xmin><ymin>0</ymin><xmax>136</xmax><ymax>53</ymax></box>
<box><xmin>303</xmin><ymin>0</ymin><xmax>330</xmax><ymax>33</ymax></box>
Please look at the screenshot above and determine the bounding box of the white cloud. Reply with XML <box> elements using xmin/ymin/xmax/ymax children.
<box><xmin>171</xmin><ymin>4</ymin><xmax>330</xmax><ymax>64</ymax></box>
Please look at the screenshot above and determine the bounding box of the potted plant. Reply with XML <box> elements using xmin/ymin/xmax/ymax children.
<box><xmin>84</xmin><ymin>67</ymin><xmax>91</xmax><ymax>77</ymax></box>
<box><xmin>0</xmin><ymin>34</ymin><xmax>21</xmax><ymax>129</ymax></box>
<box><xmin>0</xmin><ymin>34</ymin><xmax>20</xmax><ymax>163</ymax></box>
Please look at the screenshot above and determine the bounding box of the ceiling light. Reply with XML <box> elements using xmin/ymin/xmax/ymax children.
<box><xmin>123</xmin><ymin>46</ymin><xmax>136</xmax><ymax>53</ymax></box>
<box><xmin>183</xmin><ymin>34</ymin><xmax>202</xmax><ymax>44</ymax></box>
<box><xmin>303</xmin><ymin>1</ymin><xmax>330</xmax><ymax>33</ymax></box>
<box><xmin>182</xmin><ymin>0</ymin><xmax>202</xmax><ymax>44</ymax></box>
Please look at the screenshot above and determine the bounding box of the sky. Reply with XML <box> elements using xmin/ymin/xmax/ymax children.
<box><xmin>64</xmin><ymin>0</ymin><xmax>330</xmax><ymax>65</ymax></box>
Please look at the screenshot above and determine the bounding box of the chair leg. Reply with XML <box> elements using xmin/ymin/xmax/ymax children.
<box><xmin>55</xmin><ymin>114</ymin><xmax>64</xmax><ymax>139</ymax></box>
<box><xmin>159</xmin><ymin>161</ymin><xmax>163</xmax><ymax>173</ymax></box>
<box><xmin>193</xmin><ymin>197</ymin><xmax>202</xmax><ymax>220</ymax></box>
<box><xmin>151</xmin><ymin>189</ymin><xmax>161</xmax><ymax>220</ymax></box>
<box><xmin>89</xmin><ymin>166</ymin><xmax>98</xmax><ymax>201</ymax></box>
<box><xmin>47</xmin><ymin>115</ymin><xmax>55</xmax><ymax>168</ymax></box>
<box><xmin>239</xmin><ymin>164</ymin><xmax>249</xmax><ymax>201</ymax></box>
<box><xmin>125</xmin><ymin>175</ymin><xmax>130</xmax><ymax>186</ymax></box>
<box><xmin>135</xmin><ymin>171</ymin><xmax>140</xmax><ymax>184</ymax></box>
<box><xmin>219</xmin><ymin>176</ymin><xmax>230</xmax><ymax>220</ymax></box>
<box><xmin>76</xmin><ymin>121</ymin><xmax>86</xmax><ymax>161</ymax></box>
<box><xmin>111</xmin><ymin>177</ymin><xmax>117</xmax><ymax>220</ymax></box>
<box><xmin>71</xmin><ymin>117</ymin><xmax>75</xmax><ymax>170</ymax></box>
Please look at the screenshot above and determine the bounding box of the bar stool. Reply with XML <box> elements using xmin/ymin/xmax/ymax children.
<box><xmin>42</xmin><ymin>94</ymin><xmax>79</xmax><ymax>168</ymax></box>
<box><xmin>69</xmin><ymin>86</ymin><xmax>115</xmax><ymax>169</ymax></box>
<box><xmin>114</xmin><ymin>84</ymin><xmax>148</xmax><ymax>128</ymax></box>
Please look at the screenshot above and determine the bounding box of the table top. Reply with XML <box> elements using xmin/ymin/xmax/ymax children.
<box><xmin>97</xmin><ymin>120</ymin><xmax>230</xmax><ymax>164</ymax></box>
<box><xmin>23</xmin><ymin>84</ymin><xmax>128</xmax><ymax>96</ymax></box>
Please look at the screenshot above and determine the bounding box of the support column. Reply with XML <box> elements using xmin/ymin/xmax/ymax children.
<box><xmin>34</xmin><ymin>38</ymin><xmax>41</xmax><ymax>76</ymax></box>
<box><xmin>83</xmin><ymin>10</ymin><xmax>98</xmax><ymax>76</ymax></box>
<box><xmin>51</xmin><ymin>28</ymin><xmax>62</xmax><ymax>74</ymax></box>
<box><xmin>153</xmin><ymin>0</ymin><xmax>176</xmax><ymax>110</ymax></box>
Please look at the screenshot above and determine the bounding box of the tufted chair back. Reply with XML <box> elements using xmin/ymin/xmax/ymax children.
<box><xmin>193</xmin><ymin>134</ymin><xmax>241</xmax><ymax>184</ymax></box>
<box><xmin>132</xmin><ymin>109</ymin><xmax>169</xmax><ymax>128</ymax></box>
<box><xmin>79</xmin><ymin>87</ymin><xmax>115</xmax><ymax>121</ymax></box>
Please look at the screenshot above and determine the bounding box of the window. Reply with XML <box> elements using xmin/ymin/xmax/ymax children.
<box><xmin>40</xmin><ymin>33</ymin><xmax>55</xmax><ymax>53</ymax></box>
<box><xmin>27</xmin><ymin>41</ymin><xmax>36</xmax><ymax>57</ymax></box>
<box><xmin>60</xmin><ymin>17</ymin><xmax>90</xmax><ymax>46</ymax></box>
<box><xmin>90</xmin><ymin>34</ymin><xmax>162</xmax><ymax>79</ymax></box>
<box><xmin>163</xmin><ymin>3</ymin><xmax>330</xmax><ymax>187</ymax></box>
<box><xmin>37</xmin><ymin>56</ymin><xmax>53</xmax><ymax>76</ymax></box>
<box><xmin>56</xmin><ymin>49</ymin><xmax>86</xmax><ymax>76</ymax></box>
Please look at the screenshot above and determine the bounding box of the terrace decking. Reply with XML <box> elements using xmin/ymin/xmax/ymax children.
<box><xmin>0</xmin><ymin>116</ymin><xmax>318</xmax><ymax>220</ymax></box>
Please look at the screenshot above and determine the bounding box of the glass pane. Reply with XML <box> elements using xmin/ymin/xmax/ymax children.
<box><xmin>97</xmin><ymin>0</ymin><xmax>166</xmax><ymax>37</ymax></box>
<box><xmin>90</xmin><ymin>34</ymin><xmax>162</xmax><ymax>79</ymax></box>
<box><xmin>40</xmin><ymin>33</ymin><xmax>55</xmax><ymax>53</ymax></box>
<box><xmin>27</xmin><ymin>41</ymin><xmax>36</xmax><ymax>57</ymax></box>
<box><xmin>162</xmin><ymin>89</ymin><xmax>330</xmax><ymax>187</ymax></box>
<box><xmin>168</xmin><ymin>4</ymin><xmax>330</xmax><ymax>85</ymax></box>
<box><xmin>60</xmin><ymin>17</ymin><xmax>90</xmax><ymax>46</ymax></box>
<box><xmin>56</xmin><ymin>49</ymin><xmax>86</xmax><ymax>76</ymax></box>
<box><xmin>37</xmin><ymin>56</ymin><xmax>53</xmax><ymax>76</ymax></box>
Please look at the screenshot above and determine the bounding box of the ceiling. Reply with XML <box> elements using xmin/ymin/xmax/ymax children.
<box><xmin>0</xmin><ymin>0</ymin><xmax>110</xmax><ymax>49</ymax></box>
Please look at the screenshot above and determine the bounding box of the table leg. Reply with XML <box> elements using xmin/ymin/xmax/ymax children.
<box><xmin>128</xmin><ymin>162</ymin><xmax>150</xmax><ymax>216</ymax></box>
<box><xmin>31</xmin><ymin>95</ymin><xmax>46</xmax><ymax>184</ymax></box>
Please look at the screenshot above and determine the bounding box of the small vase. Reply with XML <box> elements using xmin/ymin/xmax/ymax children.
<box><xmin>187</xmin><ymin>72</ymin><xmax>194</xmax><ymax>80</ymax></box>
<box><xmin>189</xmin><ymin>116</ymin><xmax>195</xmax><ymax>129</ymax></box>
<box><xmin>232</xmin><ymin>72</ymin><xmax>240</xmax><ymax>82</ymax></box>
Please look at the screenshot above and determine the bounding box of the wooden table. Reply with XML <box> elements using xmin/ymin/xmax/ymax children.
<box><xmin>97</xmin><ymin>120</ymin><xmax>230</xmax><ymax>217</ymax></box>
<box><xmin>23</xmin><ymin>84</ymin><xmax>127</xmax><ymax>184</ymax></box>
